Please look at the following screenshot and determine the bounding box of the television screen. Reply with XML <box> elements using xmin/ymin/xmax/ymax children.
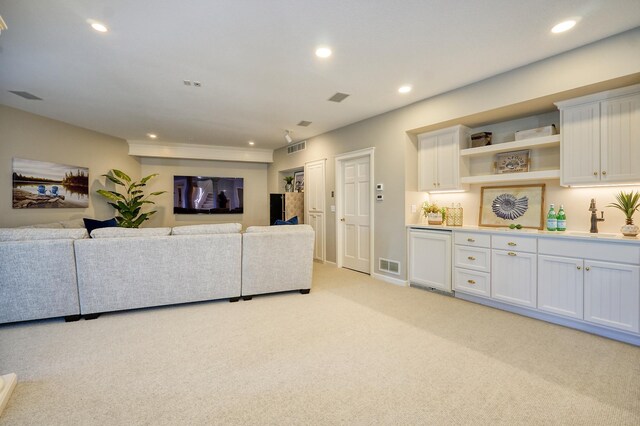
<box><xmin>173</xmin><ymin>176</ymin><xmax>244</xmax><ymax>214</ymax></box>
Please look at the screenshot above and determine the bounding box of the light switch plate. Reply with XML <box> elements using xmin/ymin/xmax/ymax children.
<box><xmin>376</xmin><ymin>183</ymin><xmax>384</xmax><ymax>191</ymax></box>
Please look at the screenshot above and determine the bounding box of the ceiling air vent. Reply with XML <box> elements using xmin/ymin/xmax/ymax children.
<box><xmin>9</xmin><ymin>91</ymin><xmax>42</xmax><ymax>100</ymax></box>
<box><xmin>379</xmin><ymin>258</ymin><xmax>400</xmax><ymax>275</ymax></box>
<box><xmin>297</xmin><ymin>120</ymin><xmax>312</xmax><ymax>127</ymax></box>
<box><xmin>328</xmin><ymin>92</ymin><xmax>350</xmax><ymax>103</ymax></box>
<box><xmin>287</xmin><ymin>140</ymin><xmax>306</xmax><ymax>155</ymax></box>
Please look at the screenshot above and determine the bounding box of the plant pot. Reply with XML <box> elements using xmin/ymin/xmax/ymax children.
<box><xmin>285</xmin><ymin>183</ymin><xmax>293</xmax><ymax>192</ymax></box>
<box><xmin>621</xmin><ymin>223</ymin><xmax>639</xmax><ymax>237</ymax></box>
<box><xmin>427</xmin><ymin>212</ymin><xmax>443</xmax><ymax>225</ymax></box>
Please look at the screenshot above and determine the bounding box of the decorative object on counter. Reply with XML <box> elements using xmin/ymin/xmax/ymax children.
<box><xmin>479</xmin><ymin>184</ymin><xmax>545</xmax><ymax>229</ymax></box>
<box><xmin>514</xmin><ymin>124</ymin><xmax>557</xmax><ymax>140</ymax></box>
<box><xmin>445</xmin><ymin>203</ymin><xmax>463</xmax><ymax>226</ymax></box>
<box><xmin>422</xmin><ymin>201</ymin><xmax>443</xmax><ymax>225</ymax></box>
<box><xmin>508</xmin><ymin>223</ymin><xmax>523</xmax><ymax>229</ymax></box>
<box><xmin>589</xmin><ymin>198</ymin><xmax>606</xmax><ymax>233</ymax></box>
<box><xmin>283</xmin><ymin>176</ymin><xmax>294</xmax><ymax>192</ymax></box>
<box><xmin>97</xmin><ymin>169</ymin><xmax>166</xmax><ymax>228</ymax></box>
<box><xmin>494</xmin><ymin>149</ymin><xmax>530</xmax><ymax>174</ymax></box>
<box><xmin>556</xmin><ymin>205</ymin><xmax>566</xmax><ymax>231</ymax></box>
<box><xmin>546</xmin><ymin>204</ymin><xmax>557</xmax><ymax>231</ymax></box>
<box><xmin>470</xmin><ymin>131</ymin><xmax>492</xmax><ymax>148</ymax></box>
<box><xmin>607</xmin><ymin>191</ymin><xmax>640</xmax><ymax>237</ymax></box>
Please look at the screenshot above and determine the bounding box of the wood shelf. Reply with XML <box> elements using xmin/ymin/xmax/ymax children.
<box><xmin>460</xmin><ymin>169</ymin><xmax>560</xmax><ymax>184</ymax></box>
<box><xmin>459</xmin><ymin>134</ymin><xmax>560</xmax><ymax>157</ymax></box>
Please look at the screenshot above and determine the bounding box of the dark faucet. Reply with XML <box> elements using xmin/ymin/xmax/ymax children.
<box><xmin>589</xmin><ymin>198</ymin><xmax>605</xmax><ymax>233</ymax></box>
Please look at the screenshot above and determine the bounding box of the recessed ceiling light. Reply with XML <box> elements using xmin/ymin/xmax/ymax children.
<box><xmin>551</xmin><ymin>20</ymin><xmax>576</xmax><ymax>33</ymax></box>
<box><xmin>398</xmin><ymin>85</ymin><xmax>412</xmax><ymax>94</ymax></box>
<box><xmin>315</xmin><ymin>47</ymin><xmax>332</xmax><ymax>58</ymax></box>
<box><xmin>90</xmin><ymin>21</ymin><xmax>108</xmax><ymax>33</ymax></box>
<box><xmin>248</xmin><ymin>141</ymin><xmax>255</xmax><ymax>146</ymax></box>
<box><xmin>147</xmin><ymin>133</ymin><xmax>157</xmax><ymax>139</ymax></box>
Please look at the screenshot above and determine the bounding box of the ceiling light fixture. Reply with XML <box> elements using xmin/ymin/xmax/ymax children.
<box><xmin>551</xmin><ymin>20</ymin><xmax>576</xmax><ymax>33</ymax></box>
<box><xmin>90</xmin><ymin>21</ymin><xmax>108</xmax><ymax>33</ymax></box>
<box><xmin>284</xmin><ymin>130</ymin><xmax>293</xmax><ymax>144</ymax></box>
<box><xmin>398</xmin><ymin>85</ymin><xmax>412</xmax><ymax>94</ymax></box>
<box><xmin>147</xmin><ymin>133</ymin><xmax>157</xmax><ymax>139</ymax></box>
<box><xmin>248</xmin><ymin>141</ymin><xmax>255</xmax><ymax>146</ymax></box>
<box><xmin>315</xmin><ymin>47</ymin><xmax>332</xmax><ymax>58</ymax></box>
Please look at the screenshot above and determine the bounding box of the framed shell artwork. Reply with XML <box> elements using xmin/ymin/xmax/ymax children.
<box><xmin>479</xmin><ymin>184</ymin><xmax>545</xmax><ymax>229</ymax></box>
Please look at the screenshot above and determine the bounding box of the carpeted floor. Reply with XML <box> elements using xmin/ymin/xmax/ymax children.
<box><xmin>1</xmin><ymin>263</ymin><xmax>639</xmax><ymax>425</ymax></box>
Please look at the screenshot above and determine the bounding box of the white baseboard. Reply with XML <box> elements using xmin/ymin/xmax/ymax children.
<box><xmin>0</xmin><ymin>373</ymin><xmax>17</xmax><ymax>417</ymax></box>
<box><xmin>324</xmin><ymin>261</ymin><xmax>336</xmax><ymax>266</ymax></box>
<box><xmin>372</xmin><ymin>272</ymin><xmax>408</xmax><ymax>287</ymax></box>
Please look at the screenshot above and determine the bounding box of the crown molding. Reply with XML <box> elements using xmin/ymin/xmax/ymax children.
<box><xmin>127</xmin><ymin>140</ymin><xmax>273</xmax><ymax>163</ymax></box>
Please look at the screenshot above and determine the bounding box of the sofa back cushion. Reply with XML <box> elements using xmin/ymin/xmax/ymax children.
<box><xmin>0</xmin><ymin>228</ymin><xmax>88</xmax><ymax>241</ymax></box>
<box><xmin>245</xmin><ymin>224</ymin><xmax>313</xmax><ymax>233</ymax></box>
<box><xmin>90</xmin><ymin>227</ymin><xmax>172</xmax><ymax>238</ymax></box>
<box><xmin>171</xmin><ymin>223</ymin><xmax>242</xmax><ymax>235</ymax></box>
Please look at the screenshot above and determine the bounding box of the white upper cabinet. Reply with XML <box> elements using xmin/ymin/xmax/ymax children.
<box><xmin>557</xmin><ymin>84</ymin><xmax>640</xmax><ymax>186</ymax></box>
<box><xmin>418</xmin><ymin>125</ymin><xmax>470</xmax><ymax>192</ymax></box>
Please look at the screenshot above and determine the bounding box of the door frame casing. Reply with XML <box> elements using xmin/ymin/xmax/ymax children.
<box><xmin>335</xmin><ymin>147</ymin><xmax>375</xmax><ymax>273</ymax></box>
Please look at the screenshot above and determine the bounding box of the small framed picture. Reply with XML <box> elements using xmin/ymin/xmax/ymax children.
<box><xmin>294</xmin><ymin>171</ymin><xmax>304</xmax><ymax>192</ymax></box>
<box><xmin>479</xmin><ymin>184</ymin><xmax>545</xmax><ymax>229</ymax></box>
<box><xmin>495</xmin><ymin>149</ymin><xmax>530</xmax><ymax>174</ymax></box>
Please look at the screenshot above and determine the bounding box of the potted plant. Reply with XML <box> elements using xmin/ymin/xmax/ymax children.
<box><xmin>607</xmin><ymin>190</ymin><xmax>640</xmax><ymax>237</ymax></box>
<box><xmin>97</xmin><ymin>169</ymin><xmax>166</xmax><ymax>228</ymax></box>
<box><xmin>422</xmin><ymin>201</ymin><xmax>444</xmax><ymax>225</ymax></box>
<box><xmin>284</xmin><ymin>176</ymin><xmax>294</xmax><ymax>192</ymax></box>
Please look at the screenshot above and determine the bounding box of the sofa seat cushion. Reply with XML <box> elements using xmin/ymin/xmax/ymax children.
<box><xmin>0</xmin><ymin>228</ymin><xmax>88</xmax><ymax>241</ymax></box>
<box><xmin>90</xmin><ymin>227</ymin><xmax>172</xmax><ymax>238</ymax></box>
<box><xmin>171</xmin><ymin>223</ymin><xmax>242</xmax><ymax>235</ymax></box>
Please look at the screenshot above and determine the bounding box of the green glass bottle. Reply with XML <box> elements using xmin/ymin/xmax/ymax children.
<box><xmin>556</xmin><ymin>205</ymin><xmax>566</xmax><ymax>231</ymax></box>
<box><xmin>546</xmin><ymin>204</ymin><xmax>557</xmax><ymax>231</ymax></box>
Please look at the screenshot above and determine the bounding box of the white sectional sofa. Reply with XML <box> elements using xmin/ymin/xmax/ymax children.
<box><xmin>0</xmin><ymin>228</ymin><xmax>88</xmax><ymax>323</ymax></box>
<box><xmin>241</xmin><ymin>224</ymin><xmax>315</xmax><ymax>298</ymax></box>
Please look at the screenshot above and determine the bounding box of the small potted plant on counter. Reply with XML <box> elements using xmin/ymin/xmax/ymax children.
<box><xmin>607</xmin><ymin>190</ymin><xmax>640</xmax><ymax>237</ymax></box>
<box><xmin>422</xmin><ymin>201</ymin><xmax>444</xmax><ymax>225</ymax></box>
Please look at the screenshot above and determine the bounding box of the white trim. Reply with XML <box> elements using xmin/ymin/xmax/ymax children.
<box><xmin>305</xmin><ymin>159</ymin><xmax>327</xmax><ymax>262</ymax></box>
<box><xmin>323</xmin><ymin>260</ymin><xmax>337</xmax><ymax>266</ymax></box>
<box><xmin>128</xmin><ymin>140</ymin><xmax>273</xmax><ymax>163</ymax></box>
<box><xmin>554</xmin><ymin>83</ymin><xmax>640</xmax><ymax>108</ymax></box>
<box><xmin>0</xmin><ymin>373</ymin><xmax>17</xmax><ymax>417</ymax></box>
<box><xmin>335</xmin><ymin>147</ymin><xmax>375</xmax><ymax>274</ymax></box>
<box><xmin>372</xmin><ymin>272</ymin><xmax>408</xmax><ymax>287</ymax></box>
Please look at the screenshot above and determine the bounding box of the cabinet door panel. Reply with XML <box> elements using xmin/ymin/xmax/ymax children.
<box><xmin>409</xmin><ymin>230</ymin><xmax>451</xmax><ymax>292</ymax></box>
<box><xmin>491</xmin><ymin>250</ymin><xmax>537</xmax><ymax>308</ymax></box>
<box><xmin>418</xmin><ymin>136</ymin><xmax>438</xmax><ymax>191</ymax></box>
<box><xmin>435</xmin><ymin>132</ymin><xmax>458</xmax><ymax>190</ymax></box>
<box><xmin>561</xmin><ymin>103</ymin><xmax>600</xmax><ymax>185</ymax></box>
<box><xmin>600</xmin><ymin>93</ymin><xmax>640</xmax><ymax>183</ymax></box>
<box><xmin>538</xmin><ymin>255</ymin><xmax>583</xmax><ymax>319</ymax></box>
<box><xmin>584</xmin><ymin>260</ymin><xmax>639</xmax><ymax>333</ymax></box>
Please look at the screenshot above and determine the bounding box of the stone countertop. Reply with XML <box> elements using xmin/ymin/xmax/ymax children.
<box><xmin>407</xmin><ymin>223</ymin><xmax>640</xmax><ymax>244</ymax></box>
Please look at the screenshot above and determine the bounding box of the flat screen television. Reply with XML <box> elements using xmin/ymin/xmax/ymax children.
<box><xmin>173</xmin><ymin>176</ymin><xmax>244</xmax><ymax>214</ymax></box>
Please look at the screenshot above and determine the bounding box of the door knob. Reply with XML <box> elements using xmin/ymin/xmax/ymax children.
<box><xmin>340</xmin><ymin>218</ymin><xmax>345</xmax><ymax>222</ymax></box>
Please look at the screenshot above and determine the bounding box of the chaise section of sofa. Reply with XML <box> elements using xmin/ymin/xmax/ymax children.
<box><xmin>241</xmin><ymin>224</ymin><xmax>315</xmax><ymax>297</ymax></box>
<box><xmin>0</xmin><ymin>228</ymin><xmax>88</xmax><ymax>324</ymax></box>
<box><xmin>74</xmin><ymin>224</ymin><xmax>242</xmax><ymax>315</ymax></box>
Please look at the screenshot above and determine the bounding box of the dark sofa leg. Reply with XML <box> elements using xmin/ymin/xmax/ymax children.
<box><xmin>300</xmin><ymin>289</ymin><xmax>310</xmax><ymax>294</ymax></box>
<box><xmin>229</xmin><ymin>297</ymin><xmax>240</xmax><ymax>303</ymax></box>
<box><xmin>84</xmin><ymin>313</ymin><xmax>101</xmax><ymax>320</ymax></box>
<box><xmin>64</xmin><ymin>315</ymin><xmax>81</xmax><ymax>322</ymax></box>
<box><xmin>242</xmin><ymin>296</ymin><xmax>253</xmax><ymax>301</ymax></box>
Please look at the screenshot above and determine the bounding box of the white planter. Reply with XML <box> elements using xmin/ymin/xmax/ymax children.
<box><xmin>621</xmin><ymin>223</ymin><xmax>639</xmax><ymax>237</ymax></box>
<box><xmin>427</xmin><ymin>212</ymin><xmax>443</xmax><ymax>225</ymax></box>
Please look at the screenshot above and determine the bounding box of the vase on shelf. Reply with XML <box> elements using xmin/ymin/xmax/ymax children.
<box><xmin>285</xmin><ymin>183</ymin><xmax>293</xmax><ymax>192</ymax></box>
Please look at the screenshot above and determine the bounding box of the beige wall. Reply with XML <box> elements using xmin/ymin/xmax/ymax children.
<box><xmin>0</xmin><ymin>105</ymin><xmax>140</xmax><ymax>227</ymax></box>
<box><xmin>140</xmin><ymin>157</ymin><xmax>269</xmax><ymax>228</ymax></box>
<box><xmin>269</xmin><ymin>28</ymin><xmax>640</xmax><ymax>280</ymax></box>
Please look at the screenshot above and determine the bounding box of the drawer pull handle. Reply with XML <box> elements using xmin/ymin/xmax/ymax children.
<box><xmin>467</xmin><ymin>238</ymin><xmax>475</xmax><ymax>242</ymax></box>
<box><xmin>507</xmin><ymin>252</ymin><xmax>516</xmax><ymax>256</ymax></box>
<box><xmin>577</xmin><ymin>266</ymin><xmax>582</xmax><ymax>270</ymax></box>
<box><xmin>602</xmin><ymin>171</ymin><xmax>607</xmax><ymax>176</ymax></box>
<box><xmin>467</xmin><ymin>256</ymin><xmax>476</xmax><ymax>261</ymax></box>
<box><xmin>467</xmin><ymin>279</ymin><xmax>476</xmax><ymax>284</ymax></box>
<box><xmin>593</xmin><ymin>171</ymin><xmax>598</xmax><ymax>176</ymax></box>
<box><xmin>585</xmin><ymin>266</ymin><xmax>590</xmax><ymax>271</ymax></box>
<box><xmin>507</xmin><ymin>242</ymin><xmax>517</xmax><ymax>246</ymax></box>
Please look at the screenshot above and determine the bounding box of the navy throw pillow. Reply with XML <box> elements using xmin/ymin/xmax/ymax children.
<box><xmin>274</xmin><ymin>216</ymin><xmax>298</xmax><ymax>226</ymax></box>
<box><xmin>83</xmin><ymin>217</ymin><xmax>118</xmax><ymax>236</ymax></box>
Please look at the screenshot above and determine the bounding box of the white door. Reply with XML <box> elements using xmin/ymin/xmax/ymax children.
<box><xmin>537</xmin><ymin>255</ymin><xmax>584</xmax><ymax>319</ymax></box>
<box><xmin>409</xmin><ymin>230</ymin><xmax>452</xmax><ymax>292</ymax></box>
<box><xmin>304</xmin><ymin>159</ymin><xmax>326</xmax><ymax>261</ymax></box>
<box><xmin>340</xmin><ymin>155</ymin><xmax>370</xmax><ymax>273</ymax></box>
<box><xmin>435</xmin><ymin>131</ymin><xmax>458</xmax><ymax>190</ymax></box>
<box><xmin>491</xmin><ymin>249</ymin><xmax>537</xmax><ymax>308</ymax></box>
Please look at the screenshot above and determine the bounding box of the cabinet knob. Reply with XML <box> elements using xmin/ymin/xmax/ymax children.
<box><xmin>507</xmin><ymin>242</ymin><xmax>517</xmax><ymax>246</ymax></box>
<box><xmin>585</xmin><ymin>266</ymin><xmax>590</xmax><ymax>271</ymax></box>
<box><xmin>467</xmin><ymin>256</ymin><xmax>476</xmax><ymax>261</ymax></box>
<box><xmin>467</xmin><ymin>238</ymin><xmax>475</xmax><ymax>242</ymax></box>
<box><xmin>577</xmin><ymin>266</ymin><xmax>582</xmax><ymax>270</ymax></box>
<box><xmin>340</xmin><ymin>218</ymin><xmax>345</xmax><ymax>222</ymax></box>
<box><xmin>433</xmin><ymin>182</ymin><xmax>437</xmax><ymax>187</ymax></box>
<box><xmin>593</xmin><ymin>171</ymin><xmax>598</xmax><ymax>176</ymax></box>
<box><xmin>602</xmin><ymin>171</ymin><xmax>607</xmax><ymax>176</ymax></box>
<box><xmin>467</xmin><ymin>279</ymin><xmax>476</xmax><ymax>285</ymax></box>
<box><xmin>507</xmin><ymin>252</ymin><xmax>517</xmax><ymax>256</ymax></box>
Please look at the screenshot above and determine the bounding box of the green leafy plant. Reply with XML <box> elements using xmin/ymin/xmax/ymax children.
<box><xmin>422</xmin><ymin>201</ymin><xmax>441</xmax><ymax>217</ymax></box>
<box><xmin>284</xmin><ymin>176</ymin><xmax>294</xmax><ymax>185</ymax></box>
<box><xmin>97</xmin><ymin>169</ymin><xmax>166</xmax><ymax>228</ymax></box>
<box><xmin>607</xmin><ymin>190</ymin><xmax>640</xmax><ymax>225</ymax></box>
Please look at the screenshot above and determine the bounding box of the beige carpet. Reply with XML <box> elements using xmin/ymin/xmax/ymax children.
<box><xmin>1</xmin><ymin>263</ymin><xmax>639</xmax><ymax>425</ymax></box>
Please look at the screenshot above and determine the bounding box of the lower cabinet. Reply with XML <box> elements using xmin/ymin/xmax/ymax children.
<box><xmin>538</xmin><ymin>255</ymin><xmax>584</xmax><ymax>320</ymax></box>
<box><xmin>408</xmin><ymin>229</ymin><xmax>452</xmax><ymax>292</ymax></box>
<box><xmin>491</xmin><ymin>249</ymin><xmax>537</xmax><ymax>308</ymax></box>
<box><xmin>584</xmin><ymin>260</ymin><xmax>640</xmax><ymax>333</ymax></box>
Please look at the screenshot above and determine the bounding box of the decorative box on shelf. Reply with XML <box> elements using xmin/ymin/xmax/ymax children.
<box><xmin>515</xmin><ymin>124</ymin><xmax>557</xmax><ymax>141</ymax></box>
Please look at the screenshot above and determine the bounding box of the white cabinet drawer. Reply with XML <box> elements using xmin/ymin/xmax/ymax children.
<box><xmin>454</xmin><ymin>245</ymin><xmax>490</xmax><ymax>272</ymax></box>
<box><xmin>492</xmin><ymin>234</ymin><xmax>537</xmax><ymax>253</ymax></box>
<box><xmin>454</xmin><ymin>232</ymin><xmax>490</xmax><ymax>248</ymax></box>
<box><xmin>538</xmin><ymin>238</ymin><xmax>640</xmax><ymax>264</ymax></box>
<box><xmin>454</xmin><ymin>268</ymin><xmax>490</xmax><ymax>298</ymax></box>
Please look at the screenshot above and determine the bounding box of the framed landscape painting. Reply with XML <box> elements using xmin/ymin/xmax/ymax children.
<box><xmin>12</xmin><ymin>158</ymin><xmax>89</xmax><ymax>209</ymax></box>
<box><xmin>479</xmin><ymin>184</ymin><xmax>545</xmax><ymax>229</ymax></box>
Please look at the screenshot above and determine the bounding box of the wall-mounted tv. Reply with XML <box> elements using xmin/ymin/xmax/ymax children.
<box><xmin>173</xmin><ymin>176</ymin><xmax>244</xmax><ymax>214</ymax></box>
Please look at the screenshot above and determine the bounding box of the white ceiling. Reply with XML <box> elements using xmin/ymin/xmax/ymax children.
<box><xmin>1</xmin><ymin>0</ymin><xmax>639</xmax><ymax>150</ymax></box>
